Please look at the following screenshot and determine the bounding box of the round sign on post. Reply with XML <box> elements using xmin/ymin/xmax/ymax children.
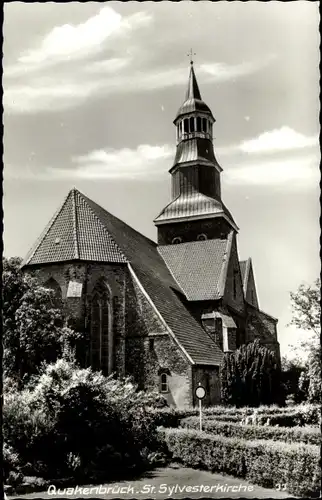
<box><xmin>195</xmin><ymin>384</ymin><xmax>206</xmax><ymax>431</ymax></box>
<box><xmin>195</xmin><ymin>385</ymin><xmax>206</xmax><ymax>400</ymax></box>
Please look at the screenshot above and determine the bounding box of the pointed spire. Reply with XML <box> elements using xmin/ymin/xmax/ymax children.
<box><xmin>185</xmin><ymin>63</ymin><xmax>202</xmax><ymax>101</ymax></box>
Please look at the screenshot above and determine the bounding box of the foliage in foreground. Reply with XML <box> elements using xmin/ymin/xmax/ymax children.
<box><xmin>2</xmin><ymin>257</ymin><xmax>82</xmax><ymax>385</ymax></box>
<box><xmin>3</xmin><ymin>359</ymin><xmax>168</xmax><ymax>483</ymax></box>
<box><xmin>180</xmin><ymin>417</ymin><xmax>321</xmax><ymax>445</ymax></box>
<box><xmin>220</xmin><ymin>340</ymin><xmax>283</xmax><ymax>407</ymax></box>
<box><xmin>159</xmin><ymin>427</ymin><xmax>321</xmax><ymax>498</ymax></box>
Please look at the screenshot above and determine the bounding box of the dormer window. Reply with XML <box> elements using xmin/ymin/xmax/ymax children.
<box><xmin>172</xmin><ymin>237</ymin><xmax>182</xmax><ymax>244</ymax></box>
<box><xmin>197</xmin><ymin>233</ymin><xmax>207</xmax><ymax>241</ymax></box>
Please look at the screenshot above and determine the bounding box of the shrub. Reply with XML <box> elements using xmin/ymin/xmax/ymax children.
<box><xmin>159</xmin><ymin>427</ymin><xmax>320</xmax><ymax>497</ymax></box>
<box><xmin>3</xmin><ymin>359</ymin><xmax>164</xmax><ymax>481</ymax></box>
<box><xmin>180</xmin><ymin>417</ymin><xmax>321</xmax><ymax>445</ymax></box>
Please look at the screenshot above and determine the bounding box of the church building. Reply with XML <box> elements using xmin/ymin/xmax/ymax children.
<box><xmin>21</xmin><ymin>62</ymin><xmax>280</xmax><ymax>408</ymax></box>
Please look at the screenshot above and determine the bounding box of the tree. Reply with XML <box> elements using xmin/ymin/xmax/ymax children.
<box><xmin>280</xmin><ymin>356</ymin><xmax>306</xmax><ymax>404</ymax></box>
<box><xmin>2</xmin><ymin>257</ymin><xmax>80</xmax><ymax>386</ymax></box>
<box><xmin>220</xmin><ymin>340</ymin><xmax>282</xmax><ymax>407</ymax></box>
<box><xmin>288</xmin><ymin>278</ymin><xmax>321</xmax><ymax>403</ymax></box>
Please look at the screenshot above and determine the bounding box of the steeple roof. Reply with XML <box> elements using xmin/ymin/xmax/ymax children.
<box><xmin>186</xmin><ymin>63</ymin><xmax>202</xmax><ymax>101</ymax></box>
<box><xmin>175</xmin><ymin>63</ymin><xmax>214</xmax><ymax>122</ymax></box>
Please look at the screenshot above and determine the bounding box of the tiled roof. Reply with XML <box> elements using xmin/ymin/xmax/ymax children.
<box><xmin>154</xmin><ymin>192</ymin><xmax>237</xmax><ymax>229</ymax></box>
<box><xmin>22</xmin><ymin>189</ymin><xmax>127</xmax><ymax>266</ymax></box>
<box><xmin>171</xmin><ymin>137</ymin><xmax>222</xmax><ymax>171</ymax></box>
<box><xmin>22</xmin><ymin>188</ymin><xmax>223</xmax><ymax>366</ymax></box>
<box><xmin>158</xmin><ymin>236</ymin><xmax>232</xmax><ymax>301</ymax></box>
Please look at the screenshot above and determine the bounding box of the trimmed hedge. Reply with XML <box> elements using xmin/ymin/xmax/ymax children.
<box><xmin>159</xmin><ymin>427</ymin><xmax>320</xmax><ymax>497</ymax></box>
<box><xmin>147</xmin><ymin>403</ymin><xmax>321</xmax><ymax>428</ymax></box>
<box><xmin>180</xmin><ymin>417</ymin><xmax>321</xmax><ymax>445</ymax></box>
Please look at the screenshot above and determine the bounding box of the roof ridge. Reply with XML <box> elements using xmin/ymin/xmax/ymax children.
<box><xmin>74</xmin><ymin>190</ymin><xmax>128</xmax><ymax>263</ymax></box>
<box><xmin>22</xmin><ymin>190</ymin><xmax>72</xmax><ymax>267</ymax></box>
<box><xmin>72</xmin><ymin>188</ymin><xmax>80</xmax><ymax>260</ymax></box>
<box><xmin>218</xmin><ymin>231</ymin><xmax>234</xmax><ymax>297</ymax></box>
<box><xmin>128</xmin><ymin>264</ymin><xmax>194</xmax><ymax>364</ymax></box>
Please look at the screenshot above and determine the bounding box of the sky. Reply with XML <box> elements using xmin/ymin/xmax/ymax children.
<box><xmin>3</xmin><ymin>2</ymin><xmax>320</xmax><ymax>359</ymax></box>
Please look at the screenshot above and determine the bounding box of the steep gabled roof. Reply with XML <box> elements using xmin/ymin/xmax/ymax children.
<box><xmin>175</xmin><ymin>64</ymin><xmax>214</xmax><ymax>122</ymax></box>
<box><xmin>22</xmin><ymin>189</ymin><xmax>127</xmax><ymax>266</ymax></box>
<box><xmin>22</xmin><ymin>188</ymin><xmax>223</xmax><ymax>366</ymax></box>
<box><xmin>158</xmin><ymin>234</ymin><xmax>233</xmax><ymax>301</ymax></box>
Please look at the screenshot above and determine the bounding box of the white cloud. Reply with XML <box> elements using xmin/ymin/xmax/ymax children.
<box><xmin>225</xmin><ymin>155</ymin><xmax>320</xmax><ymax>186</ymax></box>
<box><xmin>17</xmin><ymin>7</ymin><xmax>151</xmax><ymax>66</ymax></box>
<box><xmin>239</xmin><ymin>127</ymin><xmax>319</xmax><ymax>153</ymax></box>
<box><xmin>51</xmin><ymin>144</ymin><xmax>174</xmax><ymax>180</ymax></box>
<box><xmin>200</xmin><ymin>56</ymin><xmax>276</xmax><ymax>81</ymax></box>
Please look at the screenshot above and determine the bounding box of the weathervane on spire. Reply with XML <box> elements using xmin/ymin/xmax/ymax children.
<box><xmin>187</xmin><ymin>48</ymin><xmax>196</xmax><ymax>65</ymax></box>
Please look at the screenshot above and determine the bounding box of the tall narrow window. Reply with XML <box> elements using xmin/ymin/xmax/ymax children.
<box><xmin>184</xmin><ymin>118</ymin><xmax>189</xmax><ymax>133</ymax></box>
<box><xmin>190</xmin><ymin>117</ymin><xmax>195</xmax><ymax>132</ymax></box>
<box><xmin>160</xmin><ymin>373</ymin><xmax>168</xmax><ymax>393</ymax></box>
<box><xmin>202</xmin><ymin>118</ymin><xmax>207</xmax><ymax>132</ymax></box>
<box><xmin>197</xmin><ymin>116</ymin><xmax>201</xmax><ymax>132</ymax></box>
<box><xmin>90</xmin><ymin>279</ymin><xmax>111</xmax><ymax>373</ymax></box>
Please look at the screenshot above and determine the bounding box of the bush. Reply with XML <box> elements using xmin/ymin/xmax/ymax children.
<box><xmin>180</xmin><ymin>417</ymin><xmax>321</xmax><ymax>445</ymax></box>
<box><xmin>3</xmin><ymin>359</ymin><xmax>165</xmax><ymax>482</ymax></box>
<box><xmin>159</xmin><ymin>427</ymin><xmax>320</xmax><ymax>497</ymax></box>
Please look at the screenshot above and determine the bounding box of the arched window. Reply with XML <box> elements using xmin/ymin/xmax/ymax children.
<box><xmin>197</xmin><ymin>233</ymin><xmax>207</xmax><ymax>241</ymax></box>
<box><xmin>160</xmin><ymin>373</ymin><xmax>168</xmax><ymax>393</ymax></box>
<box><xmin>90</xmin><ymin>279</ymin><xmax>111</xmax><ymax>373</ymax></box>
<box><xmin>172</xmin><ymin>236</ymin><xmax>182</xmax><ymax>244</ymax></box>
<box><xmin>197</xmin><ymin>116</ymin><xmax>201</xmax><ymax>132</ymax></box>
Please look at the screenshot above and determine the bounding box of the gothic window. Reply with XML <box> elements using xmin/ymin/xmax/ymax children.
<box><xmin>197</xmin><ymin>233</ymin><xmax>207</xmax><ymax>241</ymax></box>
<box><xmin>172</xmin><ymin>236</ymin><xmax>182</xmax><ymax>244</ymax></box>
<box><xmin>160</xmin><ymin>373</ymin><xmax>169</xmax><ymax>393</ymax></box>
<box><xmin>90</xmin><ymin>279</ymin><xmax>111</xmax><ymax>373</ymax></box>
<box><xmin>197</xmin><ymin>116</ymin><xmax>201</xmax><ymax>132</ymax></box>
<box><xmin>190</xmin><ymin>116</ymin><xmax>195</xmax><ymax>132</ymax></box>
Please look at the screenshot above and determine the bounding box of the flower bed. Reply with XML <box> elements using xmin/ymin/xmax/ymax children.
<box><xmin>180</xmin><ymin>417</ymin><xmax>321</xmax><ymax>445</ymax></box>
<box><xmin>159</xmin><ymin>427</ymin><xmax>321</xmax><ymax>498</ymax></box>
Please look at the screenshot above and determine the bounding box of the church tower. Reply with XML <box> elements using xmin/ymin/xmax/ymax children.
<box><xmin>154</xmin><ymin>61</ymin><xmax>238</xmax><ymax>245</ymax></box>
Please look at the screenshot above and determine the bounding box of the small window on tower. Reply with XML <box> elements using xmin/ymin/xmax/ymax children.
<box><xmin>197</xmin><ymin>116</ymin><xmax>201</xmax><ymax>132</ymax></box>
<box><xmin>190</xmin><ymin>117</ymin><xmax>195</xmax><ymax>132</ymax></box>
<box><xmin>172</xmin><ymin>237</ymin><xmax>182</xmax><ymax>244</ymax></box>
<box><xmin>184</xmin><ymin>119</ymin><xmax>189</xmax><ymax>133</ymax></box>
<box><xmin>202</xmin><ymin>118</ymin><xmax>207</xmax><ymax>132</ymax></box>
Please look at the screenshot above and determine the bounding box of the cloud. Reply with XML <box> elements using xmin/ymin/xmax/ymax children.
<box><xmin>49</xmin><ymin>144</ymin><xmax>174</xmax><ymax>180</ymax></box>
<box><xmin>239</xmin><ymin>127</ymin><xmax>319</xmax><ymax>153</ymax></box>
<box><xmin>16</xmin><ymin>7</ymin><xmax>151</xmax><ymax>66</ymax></box>
<box><xmin>4</xmin><ymin>57</ymin><xmax>275</xmax><ymax>115</ymax></box>
<box><xmin>225</xmin><ymin>155</ymin><xmax>320</xmax><ymax>186</ymax></box>
<box><xmin>200</xmin><ymin>56</ymin><xmax>276</xmax><ymax>81</ymax></box>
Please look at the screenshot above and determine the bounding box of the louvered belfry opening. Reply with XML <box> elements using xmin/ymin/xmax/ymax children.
<box><xmin>90</xmin><ymin>278</ymin><xmax>111</xmax><ymax>374</ymax></box>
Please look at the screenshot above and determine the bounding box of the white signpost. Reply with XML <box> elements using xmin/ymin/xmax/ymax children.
<box><xmin>195</xmin><ymin>383</ymin><xmax>206</xmax><ymax>431</ymax></box>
